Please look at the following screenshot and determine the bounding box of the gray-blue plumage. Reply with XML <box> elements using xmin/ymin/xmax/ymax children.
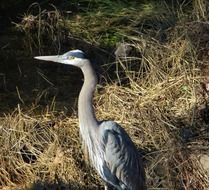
<box><xmin>100</xmin><ymin>121</ymin><xmax>146</xmax><ymax>189</ymax></box>
<box><xmin>34</xmin><ymin>50</ymin><xmax>146</xmax><ymax>190</ymax></box>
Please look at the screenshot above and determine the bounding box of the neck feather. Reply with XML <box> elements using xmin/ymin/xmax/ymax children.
<box><xmin>78</xmin><ymin>60</ymin><xmax>98</xmax><ymax>131</ymax></box>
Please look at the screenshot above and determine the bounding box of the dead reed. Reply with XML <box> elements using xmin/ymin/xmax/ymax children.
<box><xmin>1</xmin><ymin>1</ymin><xmax>209</xmax><ymax>189</ymax></box>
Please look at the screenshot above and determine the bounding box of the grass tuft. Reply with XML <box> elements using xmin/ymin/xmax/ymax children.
<box><xmin>1</xmin><ymin>0</ymin><xmax>209</xmax><ymax>189</ymax></box>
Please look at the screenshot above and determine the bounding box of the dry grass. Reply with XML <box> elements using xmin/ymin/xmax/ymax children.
<box><xmin>14</xmin><ymin>3</ymin><xmax>65</xmax><ymax>54</ymax></box>
<box><xmin>0</xmin><ymin>107</ymin><xmax>102</xmax><ymax>189</ymax></box>
<box><xmin>1</xmin><ymin>30</ymin><xmax>209</xmax><ymax>189</ymax></box>
<box><xmin>1</xmin><ymin>1</ymin><xmax>209</xmax><ymax>190</ymax></box>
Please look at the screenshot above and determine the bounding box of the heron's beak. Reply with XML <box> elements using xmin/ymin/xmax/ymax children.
<box><xmin>34</xmin><ymin>55</ymin><xmax>62</xmax><ymax>63</ymax></box>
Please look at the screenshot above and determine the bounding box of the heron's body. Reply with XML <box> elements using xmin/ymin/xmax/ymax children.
<box><xmin>35</xmin><ymin>50</ymin><xmax>146</xmax><ymax>190</ymax></box>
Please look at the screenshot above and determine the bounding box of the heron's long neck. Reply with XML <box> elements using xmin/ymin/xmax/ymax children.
<box><xmin>78</xmin><ymin>61</ymin><xmax>98</xmax><ymax>132</ymax></box>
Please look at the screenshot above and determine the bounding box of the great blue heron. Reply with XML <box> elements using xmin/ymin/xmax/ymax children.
<box><xmin>35</xmin><ymin>50</ymin><xmax>146</xmax><ymax>190</ymax></box>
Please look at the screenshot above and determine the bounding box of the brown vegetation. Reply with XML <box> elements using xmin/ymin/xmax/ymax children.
<box><xmin>1</xmin><ymin>1</ymin><xmax>209</xmax><ymax>189</ymax></box>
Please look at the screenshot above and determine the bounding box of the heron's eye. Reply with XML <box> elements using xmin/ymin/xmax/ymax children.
<box><xmin>69</xmin><ymin>56</ymin><xmax>75</xmax><ymax>60</ymax></box>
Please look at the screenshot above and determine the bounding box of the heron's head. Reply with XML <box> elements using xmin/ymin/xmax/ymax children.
<box><xmin>34</xmin><ymin>50</ymin><xmax>88</xmax><ymax>68</ymax></box>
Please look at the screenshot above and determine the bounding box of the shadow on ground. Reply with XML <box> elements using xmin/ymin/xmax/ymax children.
<box><xmin>29</xmin><ymin>179</ymin><xmax>102</xmax><ymax>190</ymax></box>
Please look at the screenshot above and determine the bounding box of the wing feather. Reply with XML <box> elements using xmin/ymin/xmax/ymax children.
<box><xmin>101</xmin><ymin>121</ymin><xmax>146</xmax><ymax>190</ymax></box>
